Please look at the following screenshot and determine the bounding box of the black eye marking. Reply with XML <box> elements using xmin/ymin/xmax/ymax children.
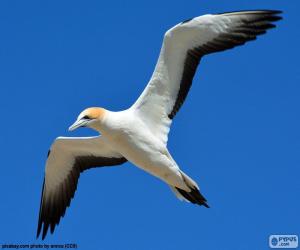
<box><xmin>82</xmin><ymin>115</ymin><xmax>90</xmax><ymax>120</ymax></box>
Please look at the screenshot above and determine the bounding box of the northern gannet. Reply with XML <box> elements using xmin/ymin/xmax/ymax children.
<box><xmin>37</xmin><ymin>10</ymin><xmax>282</xmax><ymax>239</ymax></box>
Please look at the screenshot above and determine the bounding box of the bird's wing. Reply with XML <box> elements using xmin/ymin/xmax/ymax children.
<box><xmin>37</xmin><ymin>136</ymin><xmax>127</xmax><ymax>240</ymax></box>
<box><xmin>132</xmin><ymin>10</ymin><xmax>282</xmax><ymax>145</ymax></box>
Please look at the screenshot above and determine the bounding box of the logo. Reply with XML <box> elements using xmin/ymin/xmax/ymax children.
<box><xmin>269</xmin><ymin>235</ymin><xmax>298</xmax><ymax>248</ymax></box>
<box><xmin>271</xmin><ymin>237</ymin><xmax>279</xmax><ymax>246</ymax></box>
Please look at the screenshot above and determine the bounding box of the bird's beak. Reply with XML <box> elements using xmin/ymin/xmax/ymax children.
<box><xmin>68</xmin><ymin>119</ymin><xmax>88</xmax><ymax>131</ymax></box>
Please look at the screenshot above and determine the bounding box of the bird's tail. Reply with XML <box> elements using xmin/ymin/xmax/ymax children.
<box><xmin>169</xmin><ymin>171</ymin><xmax>209</xmax><ymax>208</ymax></box>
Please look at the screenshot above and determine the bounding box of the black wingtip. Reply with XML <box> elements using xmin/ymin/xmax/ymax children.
<box><xmin>36</xmin><ymin>178</ymin><xmax>45</xmax><ymax>239</ymax></box>
<box><xmin>42</xmin><ymin>222</ymin><xmax>49</xmax><ymax>240</ymax></box>
<box><xmin>269</xmin><ymin>10</ymin><xmax>283</xmax><ymax>14</ymax></box>
<box><xmin>36</xmin><ymin>223</ymin><xmax>41</xmax><ymax>239</ymax></box>
<box><xmin>218</xmin><ymin>9</ymin><xmax>283</xmax><ymax>17</ymax></box>
<box><xmin>256</xmin><ymin>10</ymin><xmax>283</xmax><ymax>15</ymax></box>
<box><xmin>253</xmin><ymin>9</ymin><xmax>283</xmax><ymax>21</ymax></box>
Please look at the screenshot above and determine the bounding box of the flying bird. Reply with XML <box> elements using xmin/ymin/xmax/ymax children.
<box><xmin>37</xmin><ymin>10</ymin><xmax>282</xmax><ymax>239</ymax></box>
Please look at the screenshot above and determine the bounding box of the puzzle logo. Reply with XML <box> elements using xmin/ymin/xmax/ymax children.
<box><xmin>269</xmin><ymin>235</ymin><xmax>298</xmax><ymax>248</ymax></box>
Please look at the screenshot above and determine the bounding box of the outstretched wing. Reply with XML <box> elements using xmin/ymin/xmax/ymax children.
<box><xmin>37</xmin><ymin>136</ymin><xmax>127</xmax><ymax>240</ymax></box>
<box><xmin>132</xmin><ymin>10</ymin><xmax>282</xmax><ymax>145</ymax></box>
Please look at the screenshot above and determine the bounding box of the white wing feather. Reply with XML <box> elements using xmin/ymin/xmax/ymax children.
<box><xmin>132</xmin><ymin>11</ymin><xmax>281</xmax><ymax>145</ymax></box>
<box><xmin>37</xmin><ymin>136</ymin><xmax>126</xmax><ymax>239</ymax></box>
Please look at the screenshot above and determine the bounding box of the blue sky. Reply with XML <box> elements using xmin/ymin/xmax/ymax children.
<box><xmin>0</xmin><ymin>1</ymin><xmax>299</xmax><ymax>249</ymax></box>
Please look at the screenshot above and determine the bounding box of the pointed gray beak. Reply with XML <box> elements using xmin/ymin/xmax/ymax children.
<box><xmin>68</xmin><ymin>119</ymin><xmax>88</xmax><ymax>131</ymax></box>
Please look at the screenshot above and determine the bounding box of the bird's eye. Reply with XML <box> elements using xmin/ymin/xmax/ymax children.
<box><xmin>82</xmin><ymin>115</ymin><xmax>90</xmax><ymax>120</ymax></box>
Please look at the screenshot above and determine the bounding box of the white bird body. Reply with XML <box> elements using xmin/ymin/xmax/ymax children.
<box><xmin>37</xmin><ymin>10</ymin><xmax>282</xmax><ymax>239</ymax></box>
<box><xmin>93</xmin><ymin>109</ymin><xmax>186</xmax><ymax>190</ymax></box>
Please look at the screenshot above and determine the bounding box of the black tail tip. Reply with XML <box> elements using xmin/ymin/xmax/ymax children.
<box><xmin>203</xmin><ymin>202</ymin><xmax>210</xmax><ymax>208</ymax></box>
<box><xmin>176</xmin><ymin>187</ymin><xmax>210</xmax><ymax>208</ymax></box>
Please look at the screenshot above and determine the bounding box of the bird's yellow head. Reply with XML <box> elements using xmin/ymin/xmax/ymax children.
<box><xmin>68</xmin><ymin>107</ymin><xmax>106</xmax><ymax>131</ymax></box>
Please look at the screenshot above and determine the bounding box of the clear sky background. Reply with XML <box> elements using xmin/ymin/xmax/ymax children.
<box><xmin>0</xmin><ymin>1</ymin><xmax>299</xmax><ymax>250</ymax></box>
